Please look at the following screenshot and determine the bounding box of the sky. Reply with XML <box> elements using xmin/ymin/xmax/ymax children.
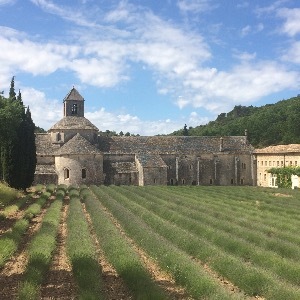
<box><xmin>0</xmin><ymin>0</ymin><xmax>299</xmax><ymax>135</ymax></box>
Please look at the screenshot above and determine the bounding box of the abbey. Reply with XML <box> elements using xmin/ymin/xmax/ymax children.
<box><xmin>35</xmin><ymin>88</ymin><xmax>257</xmax><ymax>186</ymax></box>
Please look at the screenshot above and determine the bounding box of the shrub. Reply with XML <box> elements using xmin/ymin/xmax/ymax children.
<box><xmin>0</xmin><ymin>182</ymin><xmax>19</xmax><ymax>207</ymax></box>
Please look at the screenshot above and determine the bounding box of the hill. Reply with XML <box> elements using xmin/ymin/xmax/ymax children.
<box><xmin>171</xmin><ymin>95</ymin><xmax>300</xmax><ymax>148</ymax></box>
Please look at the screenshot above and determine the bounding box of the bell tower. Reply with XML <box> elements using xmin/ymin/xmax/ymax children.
<box><xmin>63</xmin><ymin>87</ymin><xmax>85</xmax><ymax>117</ymax></box>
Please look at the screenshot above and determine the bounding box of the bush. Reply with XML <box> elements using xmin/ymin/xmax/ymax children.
<box><xmin>0</xmin><ymin>182</ymin><xmax>19</xmax><ymax>207</ymax></box>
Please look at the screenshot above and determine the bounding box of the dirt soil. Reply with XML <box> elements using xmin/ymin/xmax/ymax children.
<box><xmin>0</xmin><ymin>205</ymin><xmax>48</xmax><ymax>299</ymax></box>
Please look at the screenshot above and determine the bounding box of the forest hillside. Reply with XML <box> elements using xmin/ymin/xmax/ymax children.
<box><xmin>171</xmin><ymin>95</ymin><xmax>300</xmax><ymax>148</ymax></box>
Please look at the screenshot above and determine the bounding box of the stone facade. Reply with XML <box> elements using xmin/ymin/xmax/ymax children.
<box><xmin>34</xmin><ymin>88</ymin><xmax>256</xmax><ymax>187</ymax></box>
<box><xmin>254</xmin><ymin>144</ymin><xmax>300</xmax><ymax>188</ymax></box>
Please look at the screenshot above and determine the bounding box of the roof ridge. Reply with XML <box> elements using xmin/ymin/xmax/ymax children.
<box><xmin>55</xmin><ymin>133</ymin><xmax>100</xmax><ymax>155</ymax></box>
<box><xmin>63</xmin><ymin>87</ymin><xmax>84</xmax><ymax>102</ymax></box>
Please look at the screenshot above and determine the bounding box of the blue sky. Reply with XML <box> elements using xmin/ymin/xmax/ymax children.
<box><xmin>0</xmin><ymin>0</ymin><xmax>299</xmax><ymax>135</ymax></box>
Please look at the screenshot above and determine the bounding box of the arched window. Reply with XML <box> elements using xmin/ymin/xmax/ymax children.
<box><xmin>82</xmin><ymin>168</ymin><xmax>86</xmax><ymax>179</ymax></box>
<box><xmin>170</xmin><ymin>178</ymin><xmax>174</xmax><ymax>185</ymax></box>
<box><xmin>71</xmin><ymin>103</ymin><xmax>78</xmax><ymax>115</ymax></box>
<box><xmin>64</xmin><ymin>168</ymin><xmax>70</xmax><ymax>180</ymax></box>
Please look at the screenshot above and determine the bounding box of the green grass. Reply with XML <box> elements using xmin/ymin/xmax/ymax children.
<box><xmin>18</xmin><ymin>197</ymin><xmax>63</xmax><ymax>300</ymax></box>
<box><xmin>0</xmin><ymin>218</ymin><xmax>29</xmax><ymax>267</ymax></box>
<box><xmin>24</xmin><ymin>191</ymin><xmax>51</xmax><ymax>219</ymax></box>
<box><xmin>83</xmin><ymin>188</ymin><xmax>168</xmax><ymax>300</ymax></box>
<box><xmin>91</xmin><ymin>185</ymin><xmax>244</xmax><ymax>300</ymax></box>
<box><xmin>66</xmin><ymin>190</ymin><xmax>105</xmax><ymax>300</ymax></box>
<box><xmin>92</xmin><ymin>185</ymin><xmax>300</xmax><ymax>300</ymax></box>
<box><xmin>0</xmin><ymin>182</ymin><xmax>19</xmax><ymax>207</ymax></box>
<box><xmin>0</xmin><ymin>195</ymin><xmax>30</xmax><ymax>218</ymax></box>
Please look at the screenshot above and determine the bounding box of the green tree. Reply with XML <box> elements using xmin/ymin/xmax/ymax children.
<box><xmin>0</xmin><ymin>82</ymin><xmax>36</xmax><ymax>189</ymax></box>
<box><xmin>0</xmin><ymin>80</ymin><xmax>23</xmax><ymax>181</ymax></box>
<box><xmin>183</xmin><ymin>124</ymin><xmax>189</xmax><ymax>136</ymax></box>
<box><xmin>9</xmin><ymin>76</ymin><xmax>16</xmax><ymax>101</ymax></box>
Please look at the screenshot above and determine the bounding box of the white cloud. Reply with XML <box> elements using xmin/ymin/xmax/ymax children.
<box><xmin>21</xmin><ymin>88</ymin><xmax>61</xmax><ymax>130</ymax></box>
<box><xmin>233</xmin><ymin>51</ymin><xmax>256</xmax><ymax>61</ymax></box>
<box><xmin>19</xmin><ymin>86</ymin><xmax>207</xmax><ymax>135</ymax></box>
<box><xmin>1</xmin><ymin>0</ymin><xmax>299</xmax><ymax>131</ymax></box>
<box><xmin>255</xmin><ymin>0</ymin><xmax>289</xmax><ymax>16</ymax></box>
<box><xmin>0</xmin><ymin>28</ymin><xmax>78</xmax><ymax>76</ymax></box>
<box><xmin>0</xmin><ymin>0</ymin><xmax>15</xmax><ymax>5</ymax></box>
<box><xmin>241</xmin><ymin>25</ymin><xmax>251</xmax><ymax>37</ymax></box>
<box><xmin>70</xmin><ymin>58</ymin><xmax>129</xmax><ymax>88</ymax></box>
<box><xmin>282</xmin><ymin>41</ymin><xmax>300</xmax><ymax>64</ymax></box>
<box><xmin>277</xmin><ymin>8</ymin><xmax>300</xmax><ymax>36</ymax></box>
<box><xmin>179</xmin><ymin>61</ymin><xmax>299</xmax><ymax>113</ymax></box>
<box><xmin>177</xmin><ymin>0</ymin><xmax>215</xmax><ymax>14</ymax></box>
<box><xmin>30</xmin><ymin>0</ymin><xmax>98</xmax><ymax>28</ymax></box>
<box><xmin>256</xmin><ymin>23</ymin><xmax>264</xmax><ymax>32</ymax></box>
<box><xmin>237</xmin><ymin>2</ymin><xmax>249</xmax><ymax>9</ymax></box>
<box><xmin>86</xmin><ymin>109</ymin><xmax>207</xmax><ymax>135</ymax></box>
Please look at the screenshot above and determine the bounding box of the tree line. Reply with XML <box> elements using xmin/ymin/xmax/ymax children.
<box><xmin>0</xmin><ymin>77</ymin><xmax>36</xmax><ymax>190</ymax></box>
<box><xmin>172</xmin><ymin>94</ymin><xmax>300</xmax><ymax>148</ymax></box>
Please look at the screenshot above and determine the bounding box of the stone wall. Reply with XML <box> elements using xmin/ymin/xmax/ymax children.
<box><xmin>55</xmin><ymin>154</ymin><xmax>103</xmax><ymax>186</ymax></box>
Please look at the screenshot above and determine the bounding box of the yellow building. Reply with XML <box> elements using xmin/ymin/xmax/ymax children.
<box><xmin>254</xmin><ymin>144</ymin><xmax>300</xmax><ymax>188</ymax></box>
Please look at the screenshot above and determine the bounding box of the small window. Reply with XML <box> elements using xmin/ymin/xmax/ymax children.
<box><xmin>82</xmin><ymin>169</ymin><xmax>86</xmax><ymax>179</ymax></box>
<box><xmin>264</xmin><ymin>174</ymin><xmax>267</xmax><ymax>181</ymax></box>
<box><xmin>240</xmin><ymin>178</ymin><xmax>244</xmax><ymax>185</ymax></box>
<box><xmin>170</xmin><ymin>179</ymin><xmax>174</xmax><ymax>185</ymax></box>
<box><xmin>182</xmin><ymin>179</ymin><xmax>185</xmax><ymax>184</ymax></box>
<box><xmin>64</xmin><ymin>168</ymin><xmax>70</xmax><ymax>180</ymax></box>
<box><xmin>265</xmin><ymin>161</ymin><xmax>267</xmax><ymax>166</ymax></box>
<box><xmin>154</xmin><ymin>178</ymin><xmax>157</xmax><ymax>184</ymax></box>
<box><xmin>277</xmin><ymin>161</ymin><xmax>279</xmax><ymax>167</ymax></box>
<box><xmin>231</xmin><ymin>179</ymin><xmax>234</xmax><ymax>184</ymax></box>
<box><xmin>209</xmin><ymin>179</ymin><xmax>213</xmax><ymax>185</ymax></box>
<box><xmin>189</xmin><ymin>165</ymin><xmax>192</xmax><ymax>170</ymax></box>
<box><xmin>71</xmin><ymin>103</ymin><xmax>78</xmax><ymax>115</ymax></box>
<box><xmin>281</xmin><ymin>161</ymin><xmax>284</xmax><ymax>167</ymax></box>
<box><xmin>261</xmin><ymin>161</ymin><xmax>263</xmax><ymax>166</ymax></box>
<box><xmin>290</xmin><ymin>161</ymin><xmax>293</xmax><ymax>166</ymax></box>
<box><xmin>269</xmin><ymin>161</ymin><xmax>271</xmax><ymax>166</ymax></box>
<box><xmin>56</xmin><ymin>132</ymin><xmax>61</xmax><ymax>141</ymax></box>
<box><xmin>295</xmin><ymin>161</ymin><xmax>298</xmax><ymax>166</ymax></box>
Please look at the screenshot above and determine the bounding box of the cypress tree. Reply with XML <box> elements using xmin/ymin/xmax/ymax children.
<box><xmin>0</xmin><ymin>85</ymin><xmax>36</xmax><ymax>190</ymax></box>
<box><xmin>183</xmin><ymin>124</ymin><xmax>189</xmax><ymax>136</ymax></box>
<box><xmin>7</xmin><ymin>95</ymin><xmax>36</xmax><ymax>190</ymax></box>
<box><xmin>24</xmin><ymin>106</ymin><xmax>37</xmax><ymax>188</ymax></box>
<box><xmin>0</xmin><ymin>79</ymin><xmax>21</xmax><ymax>182</ymax></box>
<box><xmin>9</xmin><ymin>76</ymin><xmax>16</xmax><ymax>101</ymax></box>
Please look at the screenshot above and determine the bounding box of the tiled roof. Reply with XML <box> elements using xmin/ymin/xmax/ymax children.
<box><xmin>35</xmin><ymin>133</ymin><xmax>59</xmax><ymax>155</ymax></box>
<box><xmin>55</xmin><ymin>133</ymin><xmax>100</xmax><ymax>155</ymax></box>
<box><xmin>98</xmin><ymin>136</ymin><xmax>253</xmax><ymax>155</ymax></box>
<box><xmin>63</xmin><ymin>87</ymin><xmax>84</xmax><ymax>102</ymax></box>
<box><xmin>136</xmin><ymin>153</ymin><xmax>167</xmax><ymax>168</ymax></box>
<box><xmin>49</xmin><ymin>116</ymin><xmax>99</xmax><ymax>131</ymax></box>
<box><xmin>254</xmin><ymin>144</ymin><xmax>300</xmax><ymax>154</ymax></box>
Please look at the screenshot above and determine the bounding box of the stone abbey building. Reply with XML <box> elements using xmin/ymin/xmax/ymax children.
<box><xmin>35</xmin><ymin>88</ymin><xmax>257</xmax><ymax>186</ymax></box>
